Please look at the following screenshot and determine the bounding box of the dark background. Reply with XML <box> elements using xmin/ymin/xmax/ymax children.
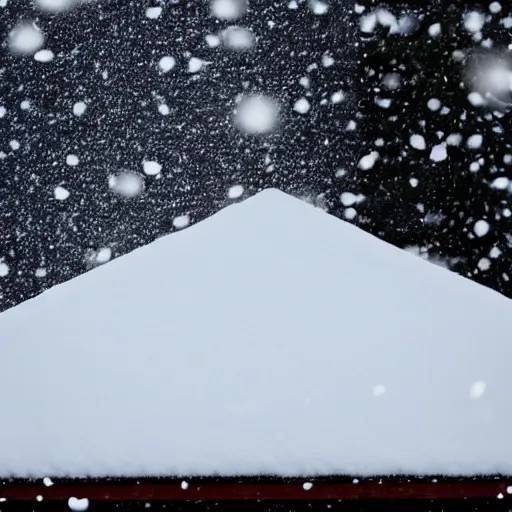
<box><xmin>1</xmin><ymin>0</ymin><xmax>511</xmax><ymax>311</ymax></box>
<box><xmin>1</xmin><ymin>498</ymin><xmax>511</xmax><ymax>512</ymax></box>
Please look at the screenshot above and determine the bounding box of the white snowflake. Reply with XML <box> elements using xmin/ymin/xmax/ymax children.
<box><xmin>35</xmin><ymin>0</ymin><xmax>74</xmax><ymax>12</ymax></box>
<box><xmin>8</xmin><ymin>22</ymin><xmax>45</xmax><ymax>55</ymax></box>
<box><xmin>73</xmin><ymin>101</ymin><xmax>87</xmax><ymax>116</ymax></box>
<box><xmin>143</xmin><ymin>160</ymin><xmax>162</xmax><ymax>176</ymax></box>
<box><xmin>158</xmin><ymin>56</ymin><xmax>176</xmax><ymax>73</ymax></box>
<box><xmin>373</xmin><ymin>384</ymin><xmax>386</xmax><ymax>396</ymax></box>
<box><xmin>474</xmin><ymin>219</ymin><xmax>490</xmax><ymax>237</ymax></box>
<box><xmin>228</xmin><ymin>185</ymin><xmax>244</xmax><ymax>199</ymax></box>
<box><xmin>469</xmin><ymin>380</ymin><xmax>486</xmax><ymax>399</ymax></box>
<box><xmin>467</xmin><ymin>134</ymin><xmax>483</xmax><ymax>149</ymax></box>
<box><xmin>293</xmin><ymin>98</ymin><xmax>311</xmax><ymax>114</ymax></box>
<box><xmin>66</xmin><ymin>154</ymin><xmax>79</xmax><ymax>166</ymax></box>
<box><xmin>429</xmin><ymin>144</ymin><xmax>447</xmax><ymax>162</ymax></box>
<box><xmin>173</xmin><ymin>215</ymin><xmax>190</xmax><ymax>229</ymax></box>
<box><xmin>222</xmin><ymin>26</ymin><xmax>255</xmax><ymax>50</ymax></box>
<box><xmin>0</xmin><ymin>262</ymin><xmax>9</xmax><ymax>278</ymax></box>
<box><xmin>54</xmin><ymin>186</ymin><xmax>70</xmax><ymax>200</ymax></box>
<box><xmin>108</xmin><ymin>172</ymin><xmax>144</xmax><ymax>198</ymax></box>
<box><xmin>358</xmin><ymin>151</ymin><xmax>379</xmax><ymax>170</ymax></box>
<box><xmin>235</xmin><ymin>95</ymin><xmax>279</xmax><ymax>135</ymax></box>
<box><xmin>146</xmin><ymin>7</ymin><xmax>162</xmax><ymax>18</ymax></box>
<box><xmin>95</xmin><ymin>248</ymin><xmax>112</xmax><ymax>264</ymax></box>
<box><xmin>34</xmin><ymin>49</ymin><xmax>54</xmax><ymax>62</ymax></box>
<box><xmin>68</xmin><ymin>498</ymin><xmax>89</xmax><ymax>512</ymax></box>
<box><xmin>463</xmin><ymin>11</ymin><xmax>485</xmax><ymax>33</ymax></box>
<box><xmin>210</xmin><ymin>0</ymin><xmax>246</xmax><ymax>20</ymax></box>
<box><xmin>409</xmin><ymin>134</ymin><xmax>426</xmax><ymax>150</ymax></box>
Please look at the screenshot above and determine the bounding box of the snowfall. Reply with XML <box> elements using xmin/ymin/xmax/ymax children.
<box><xmin>0</xmin><ymin>189</ymin><xmax>511</xmax><ymax>478</ymax></box>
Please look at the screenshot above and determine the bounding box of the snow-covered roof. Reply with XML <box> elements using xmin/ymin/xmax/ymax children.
<box><xmin>0</xmin><ymin>189</ymin><xmax>511</xmax><ymax>478</ymax></box>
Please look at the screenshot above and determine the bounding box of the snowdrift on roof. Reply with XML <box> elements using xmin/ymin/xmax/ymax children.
<box><xmin>0</xmin><ymin>189</ymin><xmax>511</xmax><ymax>478</ymax></box>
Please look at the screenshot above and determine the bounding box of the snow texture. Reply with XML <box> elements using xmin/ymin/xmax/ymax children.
<box><xmin>0</xmin><ymin>189</ymin><xmax>511</xmax><ymax>478</ymax></box>
<box><xmin>0</xmin><ymin>0</ymin><xmax>365</xmax><ymax>313</ymax></box>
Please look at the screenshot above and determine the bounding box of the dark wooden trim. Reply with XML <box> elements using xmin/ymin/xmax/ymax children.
<box><xmin>1</xmin><ymin>479</ymin><xmax>511</xmax><ymax>501</ymax></box>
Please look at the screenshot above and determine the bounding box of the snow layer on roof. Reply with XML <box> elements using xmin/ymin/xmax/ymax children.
<box><xmin>0</xmin><ymin>189</ymin><xmax>511</xmax><ymax>478</ymax></box>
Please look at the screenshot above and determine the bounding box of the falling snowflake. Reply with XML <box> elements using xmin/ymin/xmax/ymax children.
<box><xmin>235</xmin><ymin>95</ymin><xmax>279</xmax><ymax>135</ymax></box>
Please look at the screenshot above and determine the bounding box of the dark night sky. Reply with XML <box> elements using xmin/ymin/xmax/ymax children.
<box><xmin>1</xmin><ymin>0</ymin><xmax>512</xmax><ymax>311</ymax></box>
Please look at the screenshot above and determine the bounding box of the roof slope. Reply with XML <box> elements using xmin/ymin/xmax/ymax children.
<box><xmin>0</xmin><ymin>189</ymin><xmax>511</xmax><ymax>478</ymax></box>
